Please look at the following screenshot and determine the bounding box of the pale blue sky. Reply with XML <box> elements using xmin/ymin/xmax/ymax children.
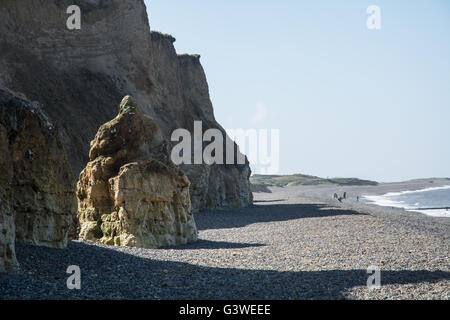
<box><xmin>145</xmin><ymin>0</ymin><xmax>450</xmax><ymax>182</ymax></box>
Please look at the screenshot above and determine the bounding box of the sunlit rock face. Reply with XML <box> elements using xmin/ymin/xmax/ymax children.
<box><xmin>77</xmin><ymin>96</ymin><xmax>198</xmax><ymax>248</ymax></box>
<box><xmin>0</xmin><ymin>0</ymin><xmax>252</xmax><ymax>213</ymax></box>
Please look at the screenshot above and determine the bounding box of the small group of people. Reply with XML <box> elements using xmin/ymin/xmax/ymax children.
<box><xmin>333</xmin><ymin>192</ymin><xmax>346</xmax><ymax>202</ymax></box>
<box><xmin>333</xmin><ymin>192</ymin><xmax>359</xmax><ymax>203</ymax></box>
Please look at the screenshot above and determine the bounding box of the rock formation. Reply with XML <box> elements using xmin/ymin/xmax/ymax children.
<box><xmin>0</xmin><ymin>0</ymin><xmax>252</xmax><ymax>212</ymax></box>
<box><xmin>0</xmin><ymin>87</ymin><xmax>77</xmax><ymax>271</ymax></box>
<box><xmin>77</xmin><ymin>96</ymin><xmax>197</xmax><ymax>248</ymax></box>
<box><xmin>0</xmin><ymin>206</ymin><xmax>17</xmax><ymax>273</ymax></box>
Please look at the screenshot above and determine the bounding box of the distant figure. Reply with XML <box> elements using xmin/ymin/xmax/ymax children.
<box><xmin>357</xmin><ymin>196</ymin><xmax>360</xmax><ymax>202</ymax></box>
<box><xmin>343</xmin><ymin>192</ymin><xmax>347</xmax><ymax>199</ymax></box>
<box><xmin>333</xmin><ymin>193</ymin><xmax>338</xmax><ymax>199</ymax></box>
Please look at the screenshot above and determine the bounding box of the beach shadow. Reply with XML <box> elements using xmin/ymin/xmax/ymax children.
<box><xmin>250</xmin><ymin>184</ymin><xmax>273</xmax><ymax>193</ymax></box>
<box><xmin>160</xmin><ymin>239</ymin><xmax>266</xmax><ymax>250</ymax></box>
<box><xmin>195</xmin><ymin>203</ymin><xmax>366</xmax><ymax>231</ymax></box>
<box><xmin>1</xmin><ymin>241</ymin><xmax>448</xmax><ymax>300</ymax></box>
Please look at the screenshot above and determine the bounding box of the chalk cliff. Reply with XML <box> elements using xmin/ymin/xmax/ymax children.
<box><xmin>0</xmin><ymin>0</ymin><xmax>252</xmax><ymax>212</ymax></box>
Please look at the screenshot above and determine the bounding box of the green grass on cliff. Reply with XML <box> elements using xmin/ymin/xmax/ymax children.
<box><xmin>250</xmin><ymin>174</ymin><xmax>378</xmax><ymax>187</ymax></box>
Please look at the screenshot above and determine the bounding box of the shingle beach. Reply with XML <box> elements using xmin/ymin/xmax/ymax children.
<box><xmin>1</xmin><ymin>185</ymin><xmax>449</xmax><ymax>300</ymax></box>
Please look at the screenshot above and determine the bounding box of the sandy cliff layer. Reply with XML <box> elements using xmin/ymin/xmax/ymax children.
<box><xmin>0</xmin><ymin>0</ymin><xmax>252</xmax><ymax>212</ymax></box>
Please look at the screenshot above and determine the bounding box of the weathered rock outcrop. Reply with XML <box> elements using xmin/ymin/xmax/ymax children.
<box><xmin>0</xmin><ymin>206</ymin><xmax>17</xmax><ymax>272</ymax></box>
<box><xmin>0</xmin><ymin>0</ymin><xmax>252</xmax><ymax>212</ymax></box>
<box><xmin>0</xmin><ymin>87</ymin><xmax>77</xmax><ymax>271</ymax></box>
<box><xmin>77</xmin><ymin>96</ymin><xmax>197</xmax><ymax>248</ymax></box>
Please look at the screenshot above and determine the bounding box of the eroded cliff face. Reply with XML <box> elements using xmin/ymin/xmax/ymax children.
<box><xmin>0</xmin><ymin>87</ymin><xmax>77</xmax><ymax>271</ymax></box>
<box><xmin>77</xmin><ymin>96</ymin><xmax>197</xmax><ymax>248</ymax></box>
<box><xmin>0</xmin><ymin>0</ymin><xmax>252</xmax><ymax>212</ymax></box>
<box><xmin>149</xmin><ymin>33</ymin><xmax>253</xmax><ymax>211</ymax></box>
<box><xmin>0</xmin><ymin>167</ymin><xmax>17</xmax><ymax>272</ymax></box>
<box><xmin>0</xmin><ymin>95</ymin><xmax>16</xmax><ymax>272</ymax></box>
<box><xmin>0</xmin><ymin>207</ymin><xmax>16</xmax><ymax>273</ymax></box>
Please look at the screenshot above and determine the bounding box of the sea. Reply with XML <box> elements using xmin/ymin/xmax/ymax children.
<box><xmin>364</xmin><ymin>186</ymin><xmax>450</xmax><ymax>218</ymax></box>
